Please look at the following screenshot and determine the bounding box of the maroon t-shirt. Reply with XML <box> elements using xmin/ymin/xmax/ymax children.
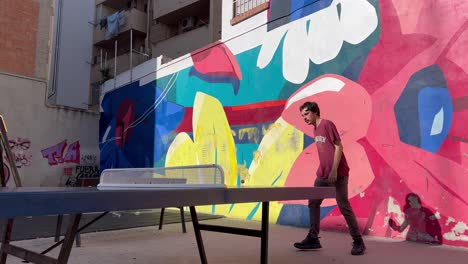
<box><xmin>314</xmin><ymin>119</ymin><xmax>349</xmax><ymax>178</ymax></box>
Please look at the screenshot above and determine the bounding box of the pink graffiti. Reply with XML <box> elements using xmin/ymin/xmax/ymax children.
<box><xmin>9</xmin><ymin>137</ymin><xmax>31</xmax><ymax>151</ymax></box>
<box><xmin>281</xmin><ymin>0</ymin><xmax>468</xmax><ymax>247</ymax></box>
<box><xmin>41</xmin><ymin>140</ymin><xmax>67</xmax><ymax>165</ymax></box>
<box><xmin>64</xmin><ymin>141</ymin><xmax>80</xmax><ymax>164</ymax></box>
<box><xmin>5</xmin><ymin>137</ymin><xmax>33</xmax><ymax>168</ymax></box>
<box><xmin>41</xmin><ymin>140</ymin><xmax>80</xmax><ymax>166</ymax></box>
<box><xmin>4</xmin><ymin>154</ymin><xmax>33</xmax><ymax>168</ymax></box>
<box><xmin>388</xmin><ymin>193</ymin><xmax>442</xmax><ymax>244</ymax></box>
<box><xmin>191</xmin><ymin>41</ymin><xmax>242</xmax><ymax>80</ymax></box>
<box><xmin>190</xmin><ymin>41</ymin><xmax>242</xmax><ymax>95</ymax></box>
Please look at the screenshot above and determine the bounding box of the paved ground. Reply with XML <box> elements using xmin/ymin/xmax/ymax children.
<box><xmin>5</xmin><ymin>218</ymin><xmax>468</xmax><ymax>264</ymax></box>
<box><xmin>0</xmin><ymin>209</ymin><xmax>222</xmax><ymax>241</ymax></box>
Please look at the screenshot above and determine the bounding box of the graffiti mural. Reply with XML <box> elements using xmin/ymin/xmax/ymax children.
<box><xmin>100</xmin><ymin>0</ymin><xmax>468</xmax><ymax>247</ymax></box>
<box><xmin>388</xmin><ymin>193</ymin><xmax>442</xmax><ymax>244</ymax></box>
<box><xmin>99</xmin><ymin>81</ymin><xmax>184</xmax><ymax>171</ymax></box>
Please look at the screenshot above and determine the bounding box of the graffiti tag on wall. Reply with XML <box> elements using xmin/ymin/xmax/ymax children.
<box><xmin>81</xmin><ymin>154</ymin><xmax>97</xmax><ymax>165</ymax></box>
<box><xmin>75</xmin><ymin>165</ymin><xmax>99</xmax><ymax>179</ymax></box>
<box><xmin>41</xmin><ymin>140</ymin><xmax>80</xmax><ymax>166</ymax></box>
<box><xmin>4</xmin><ymin>137</ymin><xmax>33</xmax><ymax>168</ymax></box>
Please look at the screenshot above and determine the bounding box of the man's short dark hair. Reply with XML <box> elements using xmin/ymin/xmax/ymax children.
<box><xmin>299</xmin><ymin>101</ymin><xmax>320</xmax><ymax>116</ymax></box>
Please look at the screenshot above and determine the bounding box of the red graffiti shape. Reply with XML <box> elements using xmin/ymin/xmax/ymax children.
<box><xmin>115</xmin><ymin>99</ymin><xmax>135</xmax><ymax>147</ymax></box>
<box><xmin>191</xmin><ymin>41</ymin><xmax>242</xmax><ymax>80</ymax></box>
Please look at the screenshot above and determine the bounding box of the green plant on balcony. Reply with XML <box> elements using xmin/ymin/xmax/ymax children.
<box><xmin>99</xmin><ymin>67</ymin><xmax>112</xmax><ymax>83</ymax></box>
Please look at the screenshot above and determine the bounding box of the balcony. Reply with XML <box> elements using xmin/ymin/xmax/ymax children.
<box><xmin>94</xmin><ymin>8</ymin><xmax>147</xmax><ymax>47</ymax></box>
<box><xmin>154</xmin><ymin>0</ymin><xmax>209</xmax><ymax>25</ymax></box>
<box><xmin>90</xmin><ymin>51</ymin><xmax>149</xmax><ymax>84</ymax></box>
<box><xmin>95</xmin><ymin>0</ymin><xmax>128</xmax><ymax>10</ymax></box>
<box><xmin>153</xmin><ymin>0</ymin><xmax>202</xmax><ymax>21</ymax></box>
<box><xmin>152</xmin><ymin>25</ymin><xmax>210</xmax><ymax>60</ymax></box>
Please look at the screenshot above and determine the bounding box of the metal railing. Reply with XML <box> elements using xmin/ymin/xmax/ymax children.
<box><xmin>90</xmin><ymin>49</ymin><xmax>149</xmax><ymax>106</ymax></box>
<box><xmin>233</xmin><ymin>0</ymin><xmax>268</xmax><ymax>17</ymax></box>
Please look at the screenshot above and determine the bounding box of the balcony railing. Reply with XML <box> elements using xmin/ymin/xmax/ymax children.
<box><xmin>90</xmin><ymin>51</ymin><xmax>149</xmax><ymax>84</ymax></box>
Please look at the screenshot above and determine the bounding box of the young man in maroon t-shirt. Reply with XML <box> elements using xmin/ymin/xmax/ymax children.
<box><xmin>293</xmin><ymin>101</ymin><xmax>366</xmax><ymax>255</ymax></box>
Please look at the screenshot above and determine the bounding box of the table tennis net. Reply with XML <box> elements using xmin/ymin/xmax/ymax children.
<box><xmin>98</xmin><ymin>164</ymin><xmax>225</xmax><ymax>189</ymax></box>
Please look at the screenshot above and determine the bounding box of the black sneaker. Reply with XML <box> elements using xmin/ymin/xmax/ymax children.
<box><xmin>351</xmin><ymin>239</ymin><xmax>366</xmax><ymax>255</ymax></box>
<box><xmin>294</xmin><ymin>235</ymin><xmax>322</xmax><ymax>250</ymax></box>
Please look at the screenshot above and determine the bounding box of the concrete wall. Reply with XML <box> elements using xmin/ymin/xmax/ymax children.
<box><xmin>0</xmin><ymin>0</ymin><xmax>99</xmax><ymax>187</ymax></box>
<box><xmin>209</xmin><ymin>0</ymin><xmax>222</xmax><ymax>42</ymax></box>
<box><xmin>152</xmin><ymin>0</ymin><xmax>199</xmax><ymax>19</ymax></box>
<box><xmin>100</xmin><ymin>0</ymin><xmax>468</xmax><ymax>248</ymax></box>
<box><xmin>0</xmin><ymin>73</ymin><xmax>99</xmax><ymax>186</ymax></box>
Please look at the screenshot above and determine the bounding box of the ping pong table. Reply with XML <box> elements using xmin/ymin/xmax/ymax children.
<box><xmin>0</xmin><ymin>186</ymin><xmax>335</xmax><ymax>264</ymax></box>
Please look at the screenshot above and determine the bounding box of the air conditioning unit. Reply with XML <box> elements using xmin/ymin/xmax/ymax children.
<box><xmin>179</xmin><ymin>16</ymin><xmax>196</xmax><ymax>32</ymax></box>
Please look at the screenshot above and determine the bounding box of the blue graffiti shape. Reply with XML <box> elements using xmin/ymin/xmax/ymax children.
<box><xmin>418</xmin><ymin>87</ymin><xmax>453</xmax><ymax>153</ymax></box>
<box><xmin>394</xmin><ymin>65</ymin><xmax>452</xmax><ymax>153</ymax></box>
<box><xmin>99</xmin><ymin>81</ymin><xmax>184</xmax><ymax>171</ymax></box>
<box><xmin>277</xmin><ymin>204</ymin><xmax>335</xmax><ymax>226</ymax></box>
<box><xmin>154</xmin><ymin>87</ymin><xmax>185</xmax><ymax>163</ymax></box>
<box><xmin>342</xmin><ymin>53</ymin><xmax>369</xmax><ymax>82</ymax></box>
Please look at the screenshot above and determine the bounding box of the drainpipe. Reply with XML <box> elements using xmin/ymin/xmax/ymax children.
<box><xmin>48</xmin><ymin>0</ymin><xmax>63</xmax><ymax>101</ymax></box>
<box><xmin>145</xmin><ymin>0</ymin><xmax>151</xmax><ymax>56</ymax></box>
<box><xmin>114</xmin><ymin>40</ymin><xmax>117</xmax><ymax>89</ymax></box>
<box><xmin>130</xmin><ymin>29</ymin><xmax>133</xmax><ymax>81</ymax></box>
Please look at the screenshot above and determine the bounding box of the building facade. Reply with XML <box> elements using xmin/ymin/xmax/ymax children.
<box><xmin>0</xmin><ymin>0</ymin><xmax>100</xmax><ymax>187</ymax></box>
<box><xmin>0</xmin><ymin>0</ymin><xmax>225</xmax><ymax>187</ymax></box>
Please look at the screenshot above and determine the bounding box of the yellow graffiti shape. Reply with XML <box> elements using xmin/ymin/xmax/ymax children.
<box><xmin>192</xmin><ymin>92</ymin><xmax>238</xmax><ymax>187</ymax></box>
<box><xmin>238</xmin><ymin>127</ymin><xmax>260</xmax><ymax>144</ymax></box>
<box><xmin>165</xmin><ymin>132</ymin><xmax>198</xmax><ymax>182</ymax></box>
<box><xmin>165</xmin><ymin>95</ymin><xmax>304</xmax><ymax>222</ymax></box>
<box><xmin>228</xmin><ymin>117</ymin><xmax>304</xmax><ymax>220</ymax></box>
<box><xmin>237</xmin><ymin>160</ymin><xmax>251</xmax><ymax>184</ymax></box>
<box><xmin>248</xmin><ymin>117</ymin><xmax>303</xmax><ymax>187</ymax></box>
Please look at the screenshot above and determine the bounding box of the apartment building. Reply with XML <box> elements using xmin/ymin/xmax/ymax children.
<box><xmin>91</xmin><ymin>0</ymin><xmax>222</xmax><ymax>94</ymax></box>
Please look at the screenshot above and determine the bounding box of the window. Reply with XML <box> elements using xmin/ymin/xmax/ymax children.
<box><xmin>231</xmin><ymin>0</ymin><xmax>269</xmax><ymax>25</ymax></box>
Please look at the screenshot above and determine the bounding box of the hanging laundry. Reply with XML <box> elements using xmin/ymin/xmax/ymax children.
<box><xmin>118</xmin><ymin>11</ymin><xmax>126</xmax><ymax>27</ymax></box>
<box><xmin>105</xmin><ymin>11</ymin><xmax>127</xmax><ymax>39</ymax></box>
<box><xmin>105</xmin><ymin>12</ymin><xmax>119</xmax><ymax>39</ymax></box>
